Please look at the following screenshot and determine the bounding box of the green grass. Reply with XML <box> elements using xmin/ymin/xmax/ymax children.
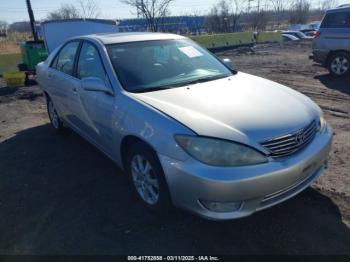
<box><xmin>256</xmin><ymin>32</ymin><xmax>282</xmax><ymax>43</ymax></box>
<box><xmin>191</xmin><ymin>32</ymin><xmax>282</xmax><ymax>49</ymax></box>
<box><xmin>192</xmin><ymin>32</ymin><xmax>255</xmax><ymax>49</ymax></box>
<box><xmin>0</xmin><ymin>53</ymin><xmax>22</xmax><ymax>75</ymax></box>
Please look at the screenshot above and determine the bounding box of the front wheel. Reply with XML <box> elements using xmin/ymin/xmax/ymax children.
<box><xmin>126</xmin><ymin>142</ymin><xmax>172</xmax><ymax>212</ymax></box>
<box><xmin>328</xmin><ymin>52</ymin><xmax>350</xmax><ymax>77</ymax></box>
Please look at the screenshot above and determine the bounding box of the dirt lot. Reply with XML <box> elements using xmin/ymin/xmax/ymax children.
<box><xmin>0</xmin><ymin>41</ymin><xmax>349</xmax><ymax>255</ymax></box>
<box><xmin>0</xmin><ymin>42</ymin><xmax>20</xmax><ymax>55</ymax></box>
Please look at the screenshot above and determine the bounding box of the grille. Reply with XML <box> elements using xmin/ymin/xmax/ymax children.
<box><xmin>260</xmin><ymin>120</ymin><xmax>317</xmax><ymax>158</ymax></box>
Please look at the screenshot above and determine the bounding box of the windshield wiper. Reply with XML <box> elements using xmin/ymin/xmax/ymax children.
<box><xmin>131</xmin><ymin>74</ymin><xmax>230</xmax><ymax>93</ymax></box>
<box><xmin>131</xmin><ymin>82</ymin><xmax>191</xmax><ymax>93</ymax></box>
<box><xmin>185</xmin><ymin>74</ymin><xmax>230</xmax><ymax>85</ymax></box>
<box><xmin>132</xmin><ymin>86</ymin><xmax>173</xmax><ymax>93</ymax></box>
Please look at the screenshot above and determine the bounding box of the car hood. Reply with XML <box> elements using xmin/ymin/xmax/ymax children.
<box><xmin>131</xmin><ymin>72</ymin><xmax>320</xmax><ymax>146</ymax></box>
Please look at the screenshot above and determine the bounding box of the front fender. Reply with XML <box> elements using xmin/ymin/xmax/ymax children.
<box><xmin>112</xmin><ymin>92</ymin><xmax>193</xmax><ymax>167</ymax></box>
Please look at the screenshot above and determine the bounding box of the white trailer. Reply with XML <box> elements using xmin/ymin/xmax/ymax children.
<box><xmin>41</xmin><ymin>19</ymin><xmax>119</xmax><ymax>53</ymax></box>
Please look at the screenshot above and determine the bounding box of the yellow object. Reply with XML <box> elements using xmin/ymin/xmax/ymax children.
<box><xmin>3</xmin><ymin>71</ymin><xmax>25</xmax><ymax>87</ymax></box>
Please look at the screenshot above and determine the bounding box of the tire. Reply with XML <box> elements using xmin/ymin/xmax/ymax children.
<box><xmin>125</xmin><ymin>142</ymin><xmax>172</xmax><ymax>213</ymax></box>
<box><xmin>328</xmin><ymin>52</ymin><xmax>350</xmax><ymax>77</ymax></box>
<box><xmin>47</xmin><ymin>97</ymin><xmax>64</xmax><ymax>132</ymax></box>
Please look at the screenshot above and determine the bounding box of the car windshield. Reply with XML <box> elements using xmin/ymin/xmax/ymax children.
<box><xmin>106</xmin><ymin>39</ymin><xmax>233</xmax><ymax>93</ymax></box>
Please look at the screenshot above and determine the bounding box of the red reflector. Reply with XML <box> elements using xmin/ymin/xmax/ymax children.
<box><xmin>313</xmin><ymin>31</ymin><xmax>321</xmax><ymax>38</ymax></box>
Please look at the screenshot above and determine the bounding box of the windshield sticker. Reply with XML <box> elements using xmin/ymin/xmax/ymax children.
<box><xmin>178</xmin><ymin>46</ymin><xmax>203</xmax><ymax>58</ymax></box>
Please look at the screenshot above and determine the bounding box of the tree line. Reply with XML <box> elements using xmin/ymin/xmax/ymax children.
<box><xmin>0</xmin><ymin>0</ymin><xmax>340</xmax><ymax>34</ymax></box>
<box><xmin>205</xmin><ymin>0</ymin><xmax>339</xmax><ymax>33</ymax></box>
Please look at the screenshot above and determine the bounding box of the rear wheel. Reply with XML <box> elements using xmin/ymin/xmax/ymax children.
<box><xmin>125</xmin><ymin>142</ymin><xmax>172</xmax><ymax>212</ymax></box>
<box><xmin>328</xmin><ymin>52</ymin><xmax>350</xmax><ymax>77</ymax></box>
<box><xmin>47</xmin><ymin>98</ymin><xmax>64</xmax><ymax>132</ymax></box>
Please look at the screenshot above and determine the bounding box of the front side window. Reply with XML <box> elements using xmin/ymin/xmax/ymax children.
<box><xmin>53</xmin><ymin>41</ymin><xmax>80</xmax><ymax>76</ymax></box>
<box><xmin>77</xmin><ymin>42</ymin><xmax>106</xmax><ymax>80</ymax></box>
<box><xmin>322</xmin><ymin>11</ymin><xmax>350</xmax><ymax>28</ymax></box>
<box><xmin>106</xmin><ymin>39</ymin><xmax>233</xmax><ymax>93</ymax></box>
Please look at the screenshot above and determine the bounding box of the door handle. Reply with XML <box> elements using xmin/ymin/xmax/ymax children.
<box><xmin>47</xmin><ymin>73</ymin><xmax>54</xmax><ymax>79</ymax></box>
<box><xmin>72</xmin><ymin>87</ymin><xmax>78</xmax><ymax>94</ymax></box>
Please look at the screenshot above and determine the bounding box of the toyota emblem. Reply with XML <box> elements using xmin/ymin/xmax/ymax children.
<box><xmin>295</xmin><ymin>131</ymin><xmax>306</xmax><ymax>145</ymax></box>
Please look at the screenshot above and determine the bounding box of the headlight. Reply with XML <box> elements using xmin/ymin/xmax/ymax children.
<box><xmin>317</xmin><ymin>114</ymin><xmax>327</xmax><ymax>133</ymax></box>
<box><xmin>175</xmin><ymin>135</ymin><xmax>267</xmax><ymax>167</ymax></box>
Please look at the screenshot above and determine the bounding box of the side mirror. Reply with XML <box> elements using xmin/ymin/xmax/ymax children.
<box><xmin>82</xmin><ymin>77</ymin><xmax>114</xmax><ymax>96</ymax></box>
<box><xmin>222</xmin><ymin>58</ymin><xmax>235</xmax><ymax>70</ymax></box>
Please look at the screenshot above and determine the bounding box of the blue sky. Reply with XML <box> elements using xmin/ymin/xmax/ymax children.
<box><xmin>0</xmin><ymin>0</ymin><xmax>347</xmax><ymax>23</ymax></box>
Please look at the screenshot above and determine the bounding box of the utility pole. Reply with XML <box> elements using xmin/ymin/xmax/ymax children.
<box><xmin>26</xmin><ymin>0</ymin><xmax>38</xmax><ymax>41</ymax></box>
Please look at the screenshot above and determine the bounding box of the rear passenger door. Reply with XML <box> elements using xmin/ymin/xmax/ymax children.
<box><xmin>76</xmin><ymin>41</ymin><xmax>115</xmax><ymax>154</ymax></box>
<box><xmin>48</xmin><ymin>41</ymin><xmax>82</xmax><ymax>127</ymax></box>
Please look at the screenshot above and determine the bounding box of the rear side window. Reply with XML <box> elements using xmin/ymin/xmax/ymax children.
<box><xmin>322</xmin><ymin>11</ymin><xmax>350</xmax><ymax>28</ymax></box>
<box><xmin>77</xmin><ymin>42</ymin><xmax>106</xmax><ymax>80</ymax></box>
<box><xmin>52</xmin><ymin>41</ymin><xmax>80</xmax><ymax>76</ymax></box>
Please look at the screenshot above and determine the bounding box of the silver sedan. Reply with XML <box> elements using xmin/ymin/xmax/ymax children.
<box><xmin>36</xmin><ymin>33</ymin><xmax>332</xmax><ymax>220</ymax></box>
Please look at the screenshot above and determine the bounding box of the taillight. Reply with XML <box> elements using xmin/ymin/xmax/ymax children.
<box><xmin>313</xmin><ymin>31</ymin><xmax>321</xmax><ymax>38</ymax></box>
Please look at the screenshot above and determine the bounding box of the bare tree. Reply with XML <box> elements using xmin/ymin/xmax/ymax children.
<box><xmin>205</xmin><ymin>6</ymin><xmax>221</xmax><ymax>33</ymax></box>
<box><xmin>0</xmin><ymin>21</ymin><xmax>8</xmax><ymax>31</ymax></box>
<box><xmin>247</xmin><ymin>0</ymin><xmax>268</xmax><ymax>31</ymax></box>
<box><xmin>47</xmin><ymin>4</ymin><xmax>80</xmax><ymax>20</ymax></box>
<box><xmin>231</xmin><ymin>0</ymin><xmax>246</xmax><ymax>32</ymax></box>
<box><xmin>249</xmin><ymin>10</ymin><xmax>268</xmax><ymax>31</ymax></box>
<box><xmin>120</xmin><ymin>0</ymin><xmax>175</xmax><ymax>32</ymax></box>
<box><xmin>289</xmin><ymin>0</ymin><xmax>311</xmax><ymax>24</ymax></box>
<box><xmin>46</xmin><ymin>1</ymin><xmax>101</xmax><ymax>20</ymax></box>
<box><xmin>0</xmin><ymin>20</ymin><xmax>8</xmax><ymax>37</ymax></box>
<box><xmin>318</xmin><ymin>0</ymin><xmax>338</xmax><ymax>12</ymax></box>
<box><xmin>269</xmin><ymin>0</ymin><xmax>286</xmax><ymax>27</ymax></box>
<box><xmin>205</xmin><ymin>0</ymin><xmax>246</xmax><ymax>33</ymax></box>
<box><xmin>213</xmin><ymin>0</ymin><xmax>231</xmax><ymax>32</ymax></box>
<box><xmin>78</xmin><ymin>0</ymin><xmax>101</xmax><ymax>18</ymax></box>
<box><xmin>191</xmin><ymin>10</ymin><xmax>202</xmax><ymax>35</ymax></box>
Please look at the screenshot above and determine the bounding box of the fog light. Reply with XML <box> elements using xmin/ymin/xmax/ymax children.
<box><xmin>200</xmin><ymin>199</ymin><xmax>242</xmax><ymax>213</ymax></box>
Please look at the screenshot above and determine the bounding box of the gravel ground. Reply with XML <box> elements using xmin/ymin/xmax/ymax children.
<box><xmin>0</xmin><ymin>41</ymin><xmax>349</xmax><ymax>255</ymax></box>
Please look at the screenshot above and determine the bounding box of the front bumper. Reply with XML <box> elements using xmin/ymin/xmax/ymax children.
<box><xmin>159</xmin><ymin>124</ymin><xmax>333</xmax><ymax>220</ymax></box>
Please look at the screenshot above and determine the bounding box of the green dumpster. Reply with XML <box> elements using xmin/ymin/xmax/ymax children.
<box><xmin>19</xmin><ymin>41</ymin><xmax>48</xmax><ymax>72</ymax></box>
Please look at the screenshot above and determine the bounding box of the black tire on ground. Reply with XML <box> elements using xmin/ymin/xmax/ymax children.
<box><xmin>46</xmin><ymin>97</ymin><xmax>65</xmax><ymax>132</ymax></box>
<box><xmin>125</xmin><ymin>142</ymin><xmax>172</xmax><ymax>213</ymax></box>
<box><xmin>327</xmin><ymin>52</ymin><xmax>350</xmax><ymax>77</ymax></box>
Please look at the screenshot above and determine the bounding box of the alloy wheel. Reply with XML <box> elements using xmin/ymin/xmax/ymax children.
<box><xmin>130</xmin><ymin>155</ymin><xmax>160</xmax><ymax>205</ymax></box>
<box><xmin>330</xmin><ymin>56</ymin><xmax>349</xmax><ymax>76</ymax></box>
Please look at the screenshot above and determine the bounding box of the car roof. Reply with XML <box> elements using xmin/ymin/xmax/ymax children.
<box><xmin>79</xmin><ymin>32</ymin><xmax>186</xmax><ymax>45</ymax></box>
<box><xmin>327</xmin><ymin>4</ymin><xmax>350</xmax><ymax>13</ymax></box>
